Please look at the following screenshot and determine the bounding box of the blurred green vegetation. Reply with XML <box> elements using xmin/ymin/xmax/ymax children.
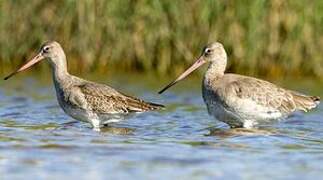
<box><xmin>0</xmin><ymin>0</ymin><xmax>322</xmax><ymax>78</ymax></box>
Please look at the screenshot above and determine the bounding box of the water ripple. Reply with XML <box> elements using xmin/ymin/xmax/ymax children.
<box><xmin>0</xmin><ymin>77</ymin><xmax>323</xmax><ymax>179</ymax></box>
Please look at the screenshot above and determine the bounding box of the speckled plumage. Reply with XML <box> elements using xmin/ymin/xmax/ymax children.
<box><xmin>5</xmin><ymin>41</ymin><xmax>164</xmax><ymax>128</ymax></box>
<box><xmin>203</xmin><ymin>73</ymin><xmax>319</xmax><ymax>128</ymax></box>
<box><xmin>159</xmin><ymin>42</ymin><xmax>320</xmax><ymax>128</ymax></box>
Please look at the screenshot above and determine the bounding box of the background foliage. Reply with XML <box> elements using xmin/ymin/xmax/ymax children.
<box><xmin>0</xmin><ymin>0</ymin><xmax>322</xmax><ymax>78</ymax></box>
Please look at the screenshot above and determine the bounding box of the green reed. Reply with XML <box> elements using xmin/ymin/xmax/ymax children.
<box><xmin>0</xmin><ymin>0</ymin><xmax>322</xmax><ymax>78</ymax></box>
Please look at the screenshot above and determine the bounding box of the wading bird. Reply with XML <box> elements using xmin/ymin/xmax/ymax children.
<box><xmin>159</xmin><ymin>42</ymin><xmax>320</xmax><ymax>128</ymax></box>
<box><xmin>4</xmin><ymin>41</ymin><xmax>164</xmax><ymax>129</ymax></box>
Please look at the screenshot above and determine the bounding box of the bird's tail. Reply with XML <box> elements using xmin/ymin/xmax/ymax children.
<box><xmin>128</xmin><ymin>100</ymin><xmax>165</xmax><ymax>112</ymax></box>
<box><xmin>292</xmin><ymin>93</ymin><xmax>320</xmax><ymax>112</ymax></box>
<box><xmin>122</xmin><ymin>93</ymin><xmax>165</xmax><ymax>112</ymax></box>
<box><xmin>144</xmin><ymin>101</ymin><xmax>165</xmax><ymax>111</ymax></box>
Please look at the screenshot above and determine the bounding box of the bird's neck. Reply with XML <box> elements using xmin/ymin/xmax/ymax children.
<box><xmin>204</xmin><ymin>60</ymin><xmax>226</xmax><ymax>84</ymax></box>
<box><xmin>50</xmin><ymin>55</ymin><xmax>70</xmax><ymax>86</ymax></box>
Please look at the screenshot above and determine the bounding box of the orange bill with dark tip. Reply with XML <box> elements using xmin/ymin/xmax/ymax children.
<box><xmin>158</xmin><ymin>57</ymin><xmax>206</xmax><ymax>94</ymax></box>
<box><xmin>4</xmin><ymin>53</ymin><xmax>44</xmax><ymax>80</ymax></box>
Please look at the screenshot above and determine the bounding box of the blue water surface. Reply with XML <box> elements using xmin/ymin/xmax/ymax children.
<box><xmin>0</xmin><ymin>74</ymin><xmax>322</xmax><ymax>180</ymax></box>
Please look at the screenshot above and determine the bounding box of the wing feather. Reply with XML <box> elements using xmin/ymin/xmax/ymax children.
<box><xmin>220</xmin><ymin>76</ymin><xmax>297</xmax><ymax>114</ymax></box>
<box><xmin>70</xmin><ymin>83</ymin><xmax>164</xmax><ymax>114</ymax></box>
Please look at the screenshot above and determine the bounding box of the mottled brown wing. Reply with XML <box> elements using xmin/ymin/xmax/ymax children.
<box><xmin>75</xmin><ymin>83</ymin><xmax>164</xmax><ymax>114</ymax></box>
<box><xmin>222</xmin><ymin>77</ymin><xmax>297</xmax><ymax>113</ymax></box>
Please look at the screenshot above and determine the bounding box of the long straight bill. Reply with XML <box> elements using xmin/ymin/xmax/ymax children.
<box><xmin>4</xmin><ymin>53</ymin><xmax>44</xmax><ymax>80</ymax></box>
<box><xmin>158</xmin><ymin>57</ymin><xmax>206</xmax><ymax>94</ymax></box>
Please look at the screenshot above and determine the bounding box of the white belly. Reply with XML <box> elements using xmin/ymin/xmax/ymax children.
<box><xmin>58</xmin><ymin>100</ymin><xmax>127</xmax><ymax>128</ymax></box>
<box><xmin>54</xmin><ymin>86</ymin><xmax>127</xmax><ymax>128</ymax></box>
<box><xmin>204</xmin><ymin>98</ymin><xmax>285</xmax><ymax>128</ymax></box>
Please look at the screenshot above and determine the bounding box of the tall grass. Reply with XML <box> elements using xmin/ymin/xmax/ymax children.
<box><xmin>0</xmin><ymin>0</ymin><xmax>322</xmax><ymax>78</ymax></box>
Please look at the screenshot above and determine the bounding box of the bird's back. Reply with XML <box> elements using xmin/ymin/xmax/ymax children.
<box><xmin>79</xmin><ymin>82</ymin><xmax>164</xmax><ymax>113</ymax></box>
<box><xmin>57</xmin><ymin>75</ymin><xmax>164</xmax><ymax>114</ymax></box>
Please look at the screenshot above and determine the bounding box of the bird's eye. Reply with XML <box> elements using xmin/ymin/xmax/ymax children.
<box><xmin>43</xmin><ymin>46</ymin><xmax>50</xmax><ymax>53</ymax></box>
<box><xmin>205</xmin><ymin>48</ymin><xmax>212</xmax><ymax>54</ymax></box>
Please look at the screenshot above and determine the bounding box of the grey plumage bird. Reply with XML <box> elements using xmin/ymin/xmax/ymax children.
<box><xmin>159</xmin><ymin>42</ymin><xmax>320</xmax><ymax>128</ymax></box>
<box><xmin>4</xmin><ymin>41</ymin><xmax>164</xmax><ymax>129</ymax></box>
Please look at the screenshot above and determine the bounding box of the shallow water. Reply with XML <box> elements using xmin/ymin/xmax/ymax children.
<box><xmin>0</xmin><ymin>74</ymin><xmax>323</xmax><ymax>179</ymax></box>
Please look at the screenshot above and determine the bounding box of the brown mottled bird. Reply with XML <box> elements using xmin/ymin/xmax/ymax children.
<box><xmin>4</xmin><ymin>41</ymin><xmax>164</xmax><ymax>129</ymax></box>
<box><xmin>159</xmin><ymin>42</ymin><xmax>320</xmax><ymax>128</ymax></box>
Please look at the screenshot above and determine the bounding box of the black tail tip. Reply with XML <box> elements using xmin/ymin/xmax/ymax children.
<box><xmin>150</xmin><ymin>102</ymin><xmax>165</xmax><ymax>110</ymax></box>
<box><xmin>313</xmin><ymin>96</ymin><xmax>320</xmax><ymax>103</ymax></box>
<box><xmin>312</xmin><ymin>96</ymin><xmax>320</xmax><ymax>101</ymax></box>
